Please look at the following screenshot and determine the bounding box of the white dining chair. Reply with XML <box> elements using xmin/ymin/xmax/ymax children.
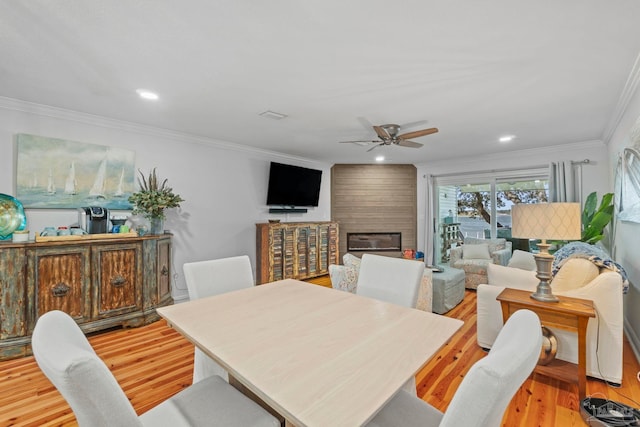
<box><xmin>183</xmin><ymin>255</ymin><xmax>254</xmax><ymax>383</ymax></box>
<box><xmin>366</xmin><ymin>309</ymin><xmax>542</xmax><ymax>427</ymax></box>
<box><xmin>355</xmin><ymin>253</ymin><xmax>426</xmax><ymax>395</ymax></box>
<box><xmin>32</xmin><ymin>310</ymin><xmax>280</xmax><ymax>427</ymax></box>
<box><xmin>356</xmin><ymin>253</ymin><xmax>425</xmax><ymax>309</ymax></box>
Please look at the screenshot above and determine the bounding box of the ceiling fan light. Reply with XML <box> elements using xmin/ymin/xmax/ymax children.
<box><xmin>499</xmin><ymin>135</ymin><xmax>515</xmax><ymax>143</ymax></box>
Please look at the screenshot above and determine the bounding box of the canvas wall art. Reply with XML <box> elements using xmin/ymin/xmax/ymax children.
<box><xmin>16</xmin><ymin>134</ymin><xmax>135</xmax><ymax>210</ymax></box>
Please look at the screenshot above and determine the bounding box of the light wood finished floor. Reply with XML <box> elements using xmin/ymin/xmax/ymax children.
<box><xmin>1</xmin><ymin>277</ymin><xmax>639</xmax><ymax>426</ymax></box>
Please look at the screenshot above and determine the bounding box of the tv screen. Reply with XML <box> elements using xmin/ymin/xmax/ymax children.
<box><xmin>266</xmin><ymin>162</ymin><xmax>322</xmax><ymax>207</ymax></box>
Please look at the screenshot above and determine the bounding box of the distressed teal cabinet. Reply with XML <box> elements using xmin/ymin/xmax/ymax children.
<box><xmin>0</xmin><ymin>234</ymin><xmax>172</xmax><ymax>360</ymax></box>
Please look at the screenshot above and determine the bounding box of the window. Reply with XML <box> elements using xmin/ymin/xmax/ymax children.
<box><xmin>433</xmin><ymin>169</ymin><xmax>548</xmax><ymax>263</ymax></box>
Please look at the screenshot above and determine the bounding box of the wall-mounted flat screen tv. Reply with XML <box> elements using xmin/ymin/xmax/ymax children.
<box><xmin>266</xmin><ymin>162</ymin><xmax>322</xmax><ymax>207</ymax></box>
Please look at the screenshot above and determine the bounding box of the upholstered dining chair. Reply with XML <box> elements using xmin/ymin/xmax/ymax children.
<box><xmin>183</xmin><ymin>255</ymin><xmax>254</xmax><ymax>383</ymax></box>
<box><xmin>356</xmin><ymin>253</ymin><xmax>425</xmax><ymax>309</ymax></box>
<box><xmin>356</xmin><ymin>253</ymin><xmax>426</xmax><ymax>395</ymax></box>
<box><xmin>32</xmin><ymin>310</ymin><xmax>279</xmax><ymax>427</ymax></box>
<box><xmin>366</xmin><ymin>309</ymin><xmax>542</xmax><ymax>427</ymax></box>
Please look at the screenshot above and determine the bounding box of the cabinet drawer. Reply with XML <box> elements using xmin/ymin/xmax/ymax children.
<box><xmin>93</xmin><ymin>243</ymin><xmax>142</xmax><ymax>317</ymax></box>
<box><xmin>29</xmin><ymin>246</ymin><xmax>91</xmax><ymax>324</ymax></box>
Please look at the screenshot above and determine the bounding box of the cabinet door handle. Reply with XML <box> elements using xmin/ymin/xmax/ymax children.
<box><xmin>52</xmin><ymin>283</ymin><xmax>70</xmax><ymax>297</ymax></box>
<box><xmin>161</xmin><ymin>266</ymin><xmax>169</xmax><ymax>276</ymax></box>
<box><xmin>111</xmin><ymin>275</ymin><xmax>127</xmax><ymax>287</ymax></box>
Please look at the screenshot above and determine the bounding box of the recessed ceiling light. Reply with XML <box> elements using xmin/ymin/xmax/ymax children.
<box><xmin>259</xmin><ymin>110</ymin><xmax>288</xmax><ymax>120</ymax></box>
<box><xmin>499</xmin><ymin>135</ymin><xmax>515</xmax><ymax>143</ymax></box>
<box><xmin>375</xmin><ymin>156</ymin><xmax>385</xmax><ymax>162</ymax></box>
<box><xmin>136</xmin><ymin>89</ymin><xmax>159</xmax><ymax>100</ymax></box>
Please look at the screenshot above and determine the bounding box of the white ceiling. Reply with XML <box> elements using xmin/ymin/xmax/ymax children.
<box><xmin>2</xmin><ymin>1</ymin><xmax>640</xmax><ymax>164</ymax></box>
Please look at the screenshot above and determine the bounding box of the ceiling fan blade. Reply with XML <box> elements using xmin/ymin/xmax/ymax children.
<box><xmin>397</xmin><ymin>140</ymin><xmax>424</xmax><ymax>148</ymax></box>
<box><xmin>398</xmin><ymin>128</ymin><xmax>439</xmax><ymax>140</ymax></box>
<box><xmin>367</xmin><ymin>143</ymin><xmax>383</xmax><ymax>152</ymax></box>
<box><xmin>339</xmin><ymin>140</ymin><xmax>378</xmax><ymax>144</ymax></box>
<box><xmin>356</xmin><ymin>116</ymin><xmax>375</xmax><ymax>131</ymax></box>
<box><xmin>373</xmin><ymin>126</ymin><xmax>390</xmax><ymax>140</ymax></box>
<box><xmin>399</xmin><ymin>119</ymin><xmax>428</xmax><ymax>129</ymax></box>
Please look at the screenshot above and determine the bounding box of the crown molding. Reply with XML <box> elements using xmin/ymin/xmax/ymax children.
<box><xmin>602</xmin><ymin>52</ymin><xmax>640</xmax><ymax>145</ymax></box>
<box><xmin>0</xmin><ymin>96</ymin><xmax>326</xmax><ymax>167</ymax></box>
<box><xmin>417</xmin><ymin>139</ymin><xmax>604</xmax><ymax>169</ymax></box>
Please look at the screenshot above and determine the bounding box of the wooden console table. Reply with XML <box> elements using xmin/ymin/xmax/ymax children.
<box><xmin>496</xmin><ymin>288</ymin><xmax>595</xmax><ymax>399</ymax></box>
<box><xmin>256</xmin><ymin>221</ymin><xmax>339</xmax><ymax>284</ymax></box>
<box><xmin>0</xmin><ymin>234</ymin><xmax>173</xmax><ymax>360</ymax></box>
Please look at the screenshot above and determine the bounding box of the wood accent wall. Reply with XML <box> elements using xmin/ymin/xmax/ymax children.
<box><xmin>331</xmin><ymin>164</ymin><xmax>417</xmax><ymax>259</ymax></box>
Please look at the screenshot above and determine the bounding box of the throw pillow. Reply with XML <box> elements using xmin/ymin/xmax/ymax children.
<box><xmin>463</xmin><ymin>244</ymin><xmax>491</xmax><ymax>260</ymax></box>
<box><xmin>507</xmin><ymin>250</ymin><xmax>537</xmax><ymax>271</ymax></box>
<box><xmin>551</xmin><ymin>258</ymin><xmax>600</xmax><ymax>292</ymax></box>
<box><xmin>343</xmin><ymin>253</ymin><xmax>361</xmax><ymax>270</ymax></box>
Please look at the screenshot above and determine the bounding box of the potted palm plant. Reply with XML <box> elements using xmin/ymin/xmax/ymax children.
<box><xmin>128</xmin><ymin>168</ymin><xmax>184</xmax><ymax>234</ymax></box>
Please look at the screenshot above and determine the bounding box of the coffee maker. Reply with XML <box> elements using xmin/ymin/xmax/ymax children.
<box><xmin>78</xmin><ymin>206</ymin><xmax>109</xmax><ymax>234</ymax></box>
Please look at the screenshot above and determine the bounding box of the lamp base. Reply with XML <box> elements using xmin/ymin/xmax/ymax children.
<box><xmin>531</xmin><ymin>289</ymin><xmax>560</xmax><ymax>303</ymax></box>
<box><xmin>531</xmin><ymin>249</ymin><xmax>559</xmax><ymax>303</ymax></box>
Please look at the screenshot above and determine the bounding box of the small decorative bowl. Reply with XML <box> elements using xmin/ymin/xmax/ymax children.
<box><xmin>12</xmin><ymin>230</ymin><xmax>30</xmax><ymax>243</ymax></box>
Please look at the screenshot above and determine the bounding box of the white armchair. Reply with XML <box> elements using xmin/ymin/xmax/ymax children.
<box><xmin>449</xmin><ymin>237</ymin><xmax>512</xmax><ymax>289</ymax></box>
<box><xmin>476</xmin><ymin>259</ymin><xmax>624</xmax><ymax>384</ymax></box>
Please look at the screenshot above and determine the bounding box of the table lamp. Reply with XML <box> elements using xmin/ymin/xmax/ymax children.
<box><xmin>511</xmin><ymin>203</ymin><xmax>581</xmax><ymax>302</ymax></box>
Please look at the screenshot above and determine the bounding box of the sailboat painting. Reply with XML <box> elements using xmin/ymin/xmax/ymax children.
<box><xmin>15</xmin><ymin>134</ymin><xmax>135</xmax><ymax>209</ymax></box>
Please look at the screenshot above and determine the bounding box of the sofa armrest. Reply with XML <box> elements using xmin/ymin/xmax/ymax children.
<box><xmin>476</xmin><ymin>284</ymin><xmax>506</xmax><ymax>349</ymax></box>
<box><xmin>491</xmin><ymin>247</ymin><xmax>512</xmax><ymax>266</ymax></box>
<box><xmin>449</xmin><ymin>246</ymin><xmax>463</xmax><ymax>264</ymax></box>
<box><xmin>476</xmin><ymin>264</ymin><xmax>539</xmax><ymax>349</ymax></box>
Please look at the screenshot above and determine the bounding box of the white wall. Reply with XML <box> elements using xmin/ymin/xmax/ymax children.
<box><xmin>606</xmin><ymin>81</ymin><xmax>640</xmax><ymax>360</ymax></box>
<box><xmin>0</xmin><ymin>98</ymin><xmax>331</xmax><ymax>301</ymax></box>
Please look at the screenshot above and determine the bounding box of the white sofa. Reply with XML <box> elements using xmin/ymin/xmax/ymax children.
<box><xmin>476</xmin><ymin>257</ymin><xmax>624</xmax><ymax>384</ymax></box>
<box><xmin>329</xmin><ymin>253</ymin><xmax>433</xmax><ymax>313</ymax></box>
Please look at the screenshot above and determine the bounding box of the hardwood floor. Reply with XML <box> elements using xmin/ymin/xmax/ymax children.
<box><xmin>1</xmin><ymin>279</ymin><xmax>638</xmax><ymax>426</ymax></box>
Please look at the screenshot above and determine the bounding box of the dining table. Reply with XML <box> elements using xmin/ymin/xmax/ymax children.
<box><xmin>156</xmin><ymin>279</ymin><xmax>463</xmax><ymax>427</ymax></box>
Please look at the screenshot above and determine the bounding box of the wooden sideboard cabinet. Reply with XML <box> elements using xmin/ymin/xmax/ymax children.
<box><xmin>0</xmin><ymin>234</ymin><xmax>173</xmax><ymax>360</ymax></box>
<box><xmin>256</xmin><ymin>221</ymin><xmax>339</xmax><ymax>284</ymax></box>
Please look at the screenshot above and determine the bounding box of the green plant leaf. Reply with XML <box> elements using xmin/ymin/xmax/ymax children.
<box><xmin>598</xmin><ymin>193</ymin><xmax>614</xmax><ymax>211</ymax></box>
<box><xmin>582</xmin><ymin>192</ymin><xmax>597</xmax><ymax>225</ymax></box>
<box><xmin>580</xmin><ymin>193</ymin><xmax>614</xmax><ymax>244</ymax></box>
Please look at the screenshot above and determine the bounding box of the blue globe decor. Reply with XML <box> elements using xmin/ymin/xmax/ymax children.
<box><xmin>0</xmin><ymin>194</ymin><xmax>27</xmax><ymax>240</ymax></box>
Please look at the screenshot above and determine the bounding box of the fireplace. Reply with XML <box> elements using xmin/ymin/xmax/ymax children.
<box><xmin>347</xmin><ymin>232</ymin><xmax>402</xmax><ymax>252</ymax></box>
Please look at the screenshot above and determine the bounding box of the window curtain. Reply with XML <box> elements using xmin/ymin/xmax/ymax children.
<box><xmin>425</xmin><ymin>174</ymin><xmax>435</xmax><ymax>265</ymax></box>
<box><xmin>549</xmin><ymin>161</ymin><xmax>577</xmax><ymax>202</ymax></box>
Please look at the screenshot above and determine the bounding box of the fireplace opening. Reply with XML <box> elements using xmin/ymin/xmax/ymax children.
<box><xmin>347</xmin><ymin>232</ymin><xmax>402</xmax><ymax>252</ymax></box>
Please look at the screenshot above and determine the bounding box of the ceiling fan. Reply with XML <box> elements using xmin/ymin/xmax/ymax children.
<box><xmin>340</xmin><ymin>123</ymin><xmax>439</xmax><ymax>152</ymax></box>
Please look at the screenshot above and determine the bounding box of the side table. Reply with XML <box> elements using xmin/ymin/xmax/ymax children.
<box><xmin>496</xmin><ymin>288</ymin><xmax>595</xmax><ymax>399</ymax></box>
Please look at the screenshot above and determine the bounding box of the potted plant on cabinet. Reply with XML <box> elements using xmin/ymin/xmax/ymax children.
<box><xmin>128</xmin><ymin>168</ymin><xmax>184</xmax><ymax>234</ymax></box>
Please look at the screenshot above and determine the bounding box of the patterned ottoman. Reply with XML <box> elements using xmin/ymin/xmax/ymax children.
<box><xmin>431</xmin><ymin>266</ymin><xmax>465</xmax><ymax>314</ymax></box>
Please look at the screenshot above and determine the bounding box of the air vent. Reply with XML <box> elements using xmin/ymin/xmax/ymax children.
<box><xmin>259</xmin><ymin>110</ymin><xmax>288</xmax><ymax>120</ymax></box>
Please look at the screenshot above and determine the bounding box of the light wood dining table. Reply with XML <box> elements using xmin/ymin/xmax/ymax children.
<box><xmin>156</xmin><ymin>279</ymin><xmax>463</xmax><ymax>427</ymax></box>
